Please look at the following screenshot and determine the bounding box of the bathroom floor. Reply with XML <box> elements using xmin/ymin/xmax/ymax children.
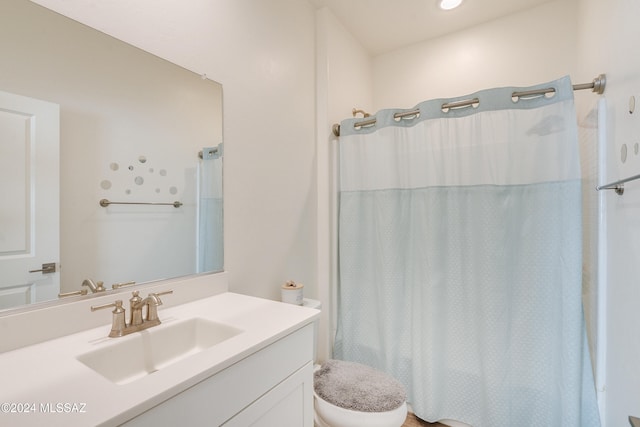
<box><xmin>403</xmin><ymin>413</ymin><xmax>448</xmax><ymax>426</ymax></box>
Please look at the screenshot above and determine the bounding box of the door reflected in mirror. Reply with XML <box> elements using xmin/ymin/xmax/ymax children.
<box><xmin>0</xmin><ymin>0</ymin><xmax>223</xmax><ymax>312</ymax></box>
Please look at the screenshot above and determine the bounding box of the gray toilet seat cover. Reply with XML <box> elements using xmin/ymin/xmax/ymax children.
<box><xmin>313</xmin><ymin>359</ymin><xmax>406</xmax><ymax>412</ymax></box>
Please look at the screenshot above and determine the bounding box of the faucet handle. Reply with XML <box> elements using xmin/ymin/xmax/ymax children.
<box><xmin>145</xmin><ymin>290</ymin><xmax>173</xmax><ymax>322</ymax></box>
<box><xmin>91</xmin><ymin>300</ymin><xmax>127</xmax><ymax>337</ymax></box>
<box><xmin>152</xmin><ymin>289</ymin><xmax>174</xmax><ymax>299</ymax></box>
<box><xmin>91</xmin><ymin>300</ymin><xmax>124</xmax><ymax>312</ymax></box>
<box><xmin>149</xmin><ymin>289</ymin><xmax>173</xmax><ymax>308</ymax></box>
<box><xmin>58</xmin><ymin>289</ymin><xmax>88</xmax><ymax>298</ymax></box>
<box><xmin>112</xmin><ymin>280</ymin><xmax>136</xmax><ymax>289</ymax></box>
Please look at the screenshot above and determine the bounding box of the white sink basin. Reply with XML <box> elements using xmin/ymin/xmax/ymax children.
<box><xmin>77</xmin><ymin>318</ymin><xmax>243</xmax><ymax>385</ymax></box>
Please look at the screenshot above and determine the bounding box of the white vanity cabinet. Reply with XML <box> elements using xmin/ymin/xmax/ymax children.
<box><xmin>0</xmin><ymin>278</ymin><xmax>320</xmax><ymax>427</ymax></box>
<box><xmin>123</xmin><ymin>323</ymin><xmax>315</xmax><ymax>427</ymax></box>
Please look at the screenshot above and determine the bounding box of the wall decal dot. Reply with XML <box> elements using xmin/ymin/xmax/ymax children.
<box><xmin>102</xmin><ymin>157</ymin><xmax>177</xmax><ymax>200</ymax></box>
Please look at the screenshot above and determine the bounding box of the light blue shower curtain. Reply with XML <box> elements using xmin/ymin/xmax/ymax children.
<box><xmin>197</xmin><ymin>144</ymin><xmax>223</xmax><ymax>273</ymax></box>
<box><xmin>333</xmin><ymin>76</ymin><xmax>601</xmax><ymax>427</ymax></box>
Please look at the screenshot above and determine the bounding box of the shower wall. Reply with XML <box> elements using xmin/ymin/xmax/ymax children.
<box><xmin>578</xmin><ymin>1</ymin><xmax>640</xmax><ymax>425</ymax></box>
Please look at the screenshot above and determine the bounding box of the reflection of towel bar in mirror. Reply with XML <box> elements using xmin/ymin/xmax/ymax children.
<box><xmin>596</xmin><ymin>172</ymin><xmax>640</xmax><ymax>196</ymax></box>
<box><xmin>99</xmin><ymin>199</ymin><xmax>183</xmax><ymax>208</ymax></box>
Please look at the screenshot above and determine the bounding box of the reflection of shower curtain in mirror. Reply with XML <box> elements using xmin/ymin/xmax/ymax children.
<box><xmin>334</xmin><ymin>76</ymin><xmax>601</xmax><ymax>427</ymax></box>
<box><xmin>197</xmin><ymin>145</ymin><xmax>223</xmax><ymax>273</ymax></box>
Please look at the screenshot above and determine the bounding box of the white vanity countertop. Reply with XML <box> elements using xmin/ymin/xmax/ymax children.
<box><xmin>0</xmin><ymin>292</ymin><xmax>319</xmax><ymax>426</ymax></box>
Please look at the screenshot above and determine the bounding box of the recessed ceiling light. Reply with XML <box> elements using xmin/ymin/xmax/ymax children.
<box><xmin>439</xmin><ymin>0</ymin><xmax>463</xmax><ymax>10</ymax></box>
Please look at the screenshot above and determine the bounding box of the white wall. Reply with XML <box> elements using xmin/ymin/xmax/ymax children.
<box><xmin>577</xmin><ymin>1</ymin><xmax>640</xmax><ymax>425</ymax></box>
<box><xmin>30</xmin><ymin>0</ymin><xmax>319</xmax><ymax>301</ymax></box>
<box><xmin>315</xmin><ymin>7</ymin><xmax>372</xmax><ymax>361</ymax></box>
<box><xmin>372</xmin><ymin>0</ymin><xmax>578</xmax><ymax>110</ymax></box>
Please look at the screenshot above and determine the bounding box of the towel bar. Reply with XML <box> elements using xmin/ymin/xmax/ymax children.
<box><xmin>99</xmin><ymin>199</ymin><xmax>183</xmax><ymax>208</ymax></box>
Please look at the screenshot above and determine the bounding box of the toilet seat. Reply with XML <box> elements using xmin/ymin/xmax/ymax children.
<box><xmin>313</xmin><ymin>359</ymin><xmax>407</xmax><ymax>427</ymax></box>
<box><xmin>314</xmin><ymin>392</ymin><xmax>407</xmax><ymax>427</ymax></box>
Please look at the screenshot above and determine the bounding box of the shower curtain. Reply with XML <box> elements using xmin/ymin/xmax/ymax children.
<box><xmin>333</xmin><ymin>76</ymin><xmax>601</xmax><ymax>427</ymax></box>
<box><xmin>197</xmin><ymin>144</ymin><xmax>223</xmax><ymax>273</ymax></box>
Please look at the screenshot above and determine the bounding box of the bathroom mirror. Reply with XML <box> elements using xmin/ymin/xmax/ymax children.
<box><xmin>0</xmin><ymin>0</ymin><xmax>223</xmax><ymax>313</ymax></box>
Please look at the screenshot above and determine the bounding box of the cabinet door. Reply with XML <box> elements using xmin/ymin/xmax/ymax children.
<box><xmin>223</xmin><ymin>362</ymin><xmax>313</xmax><ymax>427</ymax></box>
<box><xmin>122</xmin><ymin>324</ymin><xmax>315</xmax><ymax>427</ymax></box>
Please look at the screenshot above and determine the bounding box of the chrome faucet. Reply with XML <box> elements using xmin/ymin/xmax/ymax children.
<box><xmin>91</xmin><ymin>290</ymin><xmax>173</xmax><ymax>338</ymax></box>
<box><xmin>82</xmin><ymin>279</ymin><xmax>106</xmax><ymax>293</ymax></box>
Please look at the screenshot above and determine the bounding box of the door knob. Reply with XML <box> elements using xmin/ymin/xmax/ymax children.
<box><xmin>28</xmin><ymin>262</ymin><xmax>56</xmax><ymax>274</ymax></box>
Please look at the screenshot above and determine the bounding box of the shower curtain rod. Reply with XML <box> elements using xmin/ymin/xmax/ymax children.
<box><xmin>331</xmin><ymin>74</ymin><xmax>607</xmax><ymax>137</ymax></box>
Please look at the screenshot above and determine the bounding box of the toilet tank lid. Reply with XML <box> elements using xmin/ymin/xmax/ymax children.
<box><xmin>303</xmin><ymin>298</ymin><xmax>321</xmax><ymax>310</ymax></box>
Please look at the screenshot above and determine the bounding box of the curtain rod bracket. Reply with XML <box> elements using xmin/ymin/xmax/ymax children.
<box><xmin>593</xmin><ymin>73</ymin><xmax>606</xmax><ymax>94</ymax></box>
<box><xmin>352</xmin><ymin>108</ymin><xmax>371</xmax><ymax>118</ymax></box>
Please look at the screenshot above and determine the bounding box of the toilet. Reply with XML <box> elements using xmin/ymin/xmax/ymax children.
<box><xmin>303</xmin><ymin>299</ymin><xmax>407</xmax><ymax>427</ymax></box>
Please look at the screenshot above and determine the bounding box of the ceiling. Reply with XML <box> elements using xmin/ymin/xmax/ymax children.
<box><xmin>309</xmin><ymin>0</ymin><xmax>556</xmax><ymax>56</ymax></box>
